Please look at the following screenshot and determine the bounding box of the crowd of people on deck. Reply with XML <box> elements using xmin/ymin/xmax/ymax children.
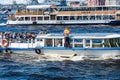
<box><xmin>0</xmin><ymin>32</ymin><xmax>36</xmax><ymax>43</ymax></box>
<box><xmin>0</xmin><ymin>27</ymin><xmax>70</xmax><ymax>46</ymax></box>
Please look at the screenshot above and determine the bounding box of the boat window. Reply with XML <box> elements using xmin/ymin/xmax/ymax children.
<box><xmin>103</xmin><ymin>15</ymin><xmax>111</xmax><ymax>20</ymax></box>
<box><xmin>77</xmin><ymin>16</ymin><xmax>82</xmax><ymax>20</ymax></box>
<box><xmin>63</xmin><ymin>16</ymin><xmax>69</xmax><ymax>20</ymax></box>
<box><xmin>83</xmin><ymin>16</ymin><xmax>89</xmax><ymax>20</ymax></box>
<box><xmin>81</xmin><ymin>7</ymin><xmax>88</xmax><ymax>11</ymax></box>
<box><xmin>108</xmin><ymin>7</ymin><xmax>116</xmax><ymax>10</ymax></box>
<box><xmin>57</xmin><ymin>16</ymin><xmax>62</xmax><ymax>20</ymax></box>
<box><xmin>96</xmin><ymin>16</ymin><xmax>102</xmax><ymax>20</ymax></box>
<box><xmin>104</xmin><ymin>38</ymin><xmax>120</xmax><ymax>47</ymax></box>
<box><xmin>74</xmin><ymin>39</ymin><xmax>83</xmax><ymax>47</ymax></box>
<box><xmin>31</xmin><ymin>17</ymin><xmax>36</xmax><ymax>21</ymax></box>
<box><xmin>37</xmin><ymin>39</ymin><xmax>43</xmax><ymax>41</ymax></box>
<box><xmin>44</xmin><ymin>17</ymin><xmax>49</xmax><ymax>20</ymax></box>
<box><xmin>70</xmin><ymin>16</ymin><xmax>75</xmax><ymax>20</ymax></box>
<box><xmin>90</xmin><ymin>16</ymin><xmax>95</xmax><ymax>20</ymax></box>
<box><xmin>45</xmin><ymin>39</ymin><xmax>52</xmax><ymax>47</ymax></box>
<box><xmin>25</xmin><ymin>17</ymin><xmax>30</xmax><ymax>21</ymax></box>
<box><xmin>96</xmin><ymin>7</ymin><xmax>102</xmax><ymax>11</ymax></box>
<box><xmin>50</xmin><ymin>15</ymin><xmax>55</xmax><ymax>20</ymax></box>
<box><xmin>110</xmin><ymin>15</ymin><xmax>115</xmax><ymax>19</ymax></box>
<box><xmin>54</xmin><ymin>39</ymin><xmax>62</xmax><ymax>47</ymax></box>
<box><xmin>38</xmin><ymin>17</ymin><xmax>43</xmax><ymax>20</ymax></box>
<box><xmin>103</xmin><ymin>7</ymin><xmax>108</xmax><ymax>11</ymax></box>
<box><xmin>92</xmin><ymin>39</ymin><xmax>102</xmax><ymax>48</ymax></box>
<box><xmin>86</xmin><ymin>40</ymin><xmax>90</xmax><ymax>47</ymax></box>
<box><xmin>89</xmin><ymin>7</ymin><xmax>96</xmax><ymax>11</ymax></box>
<box><xmin>18</xmin><ymin>17</ymin><xmax>24</xmax><ymax>21</ymax></box>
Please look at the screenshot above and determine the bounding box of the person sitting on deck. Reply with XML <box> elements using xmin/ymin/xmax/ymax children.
<box><xmin>63</xmin><ymin>27</ymin><xmax>70</xmax><ymax>47</ymax></box>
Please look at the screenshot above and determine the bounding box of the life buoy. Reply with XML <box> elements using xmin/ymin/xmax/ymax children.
<box><xmin>1</xmin><ymin>39</ymin><xmax>9</xmax><ymax>47</ymax></box>
<box><xmin>35</xmin><ymin>49</ymin><xmax>41</xmax><ymax>54</ymax></box>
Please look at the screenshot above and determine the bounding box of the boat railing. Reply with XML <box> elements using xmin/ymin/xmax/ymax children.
<box><xmin>56</xmin><ymin>10</ymin><xmax>116</xmax><ymax>16</ymax></box>
<box><xmin>49</xmin><ymin>33</ymin><xmax>117</xmax><ymax>37</ymax></box>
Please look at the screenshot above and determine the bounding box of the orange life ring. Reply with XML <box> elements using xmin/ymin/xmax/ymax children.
<box><xmin>1</xmin><ymin>39</ymin><xmax>9</xmax><ymax>47</ymax></box>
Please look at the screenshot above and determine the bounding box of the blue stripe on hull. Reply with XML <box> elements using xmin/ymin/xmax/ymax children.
<box><xmin>0</xmin><ymin>47</ymin><xmax>120</xmax><ymax>51</ymax></box>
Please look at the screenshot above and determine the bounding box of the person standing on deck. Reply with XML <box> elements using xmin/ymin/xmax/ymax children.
<box><xmin>64</xmin><ymin>27</ymin><xmax>70</xmax><ymax>37</ymax></box>
<box><xmin>63</xmin><ymin>27</ymin><xmax>70</xmax><ymax>47</ymax></box>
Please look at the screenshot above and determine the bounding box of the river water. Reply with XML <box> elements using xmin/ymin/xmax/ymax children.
<box><xmin>0</xmin><ymin>21</ymin><xmax>120</xmax><ymax>80</ymax></box>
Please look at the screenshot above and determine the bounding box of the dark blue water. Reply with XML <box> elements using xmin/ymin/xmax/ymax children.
<box><xmin>0</xmin><ymin>21</ymin><xmax>120</xmax><ymax>80</ymax></box>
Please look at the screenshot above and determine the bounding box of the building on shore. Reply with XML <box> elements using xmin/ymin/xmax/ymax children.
<box><xmin>105</xmin><ymin>0</ymin><xmax>120</xmax><ymax>6</ymax></box>
<box><xmin>105</xmin><ymin>0</ymin><xmax>116</xmax><ymax>6</ymax></box>
<box><xmin>87</xmin><ymin>0</ymin><xmax>105</xmax><ymax>6</ymax></box>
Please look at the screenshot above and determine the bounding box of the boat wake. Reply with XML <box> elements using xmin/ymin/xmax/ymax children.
<box><xmin>35</xmin><ymin>54</ymin><xmax>120</xmax><ymax>61</ymax></box>
<box><xmin>1</xmin><ymin>52</ymin><xmax>120</xmax><ymax>63</ymax></box>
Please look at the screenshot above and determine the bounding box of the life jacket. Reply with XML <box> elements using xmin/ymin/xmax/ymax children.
<box><xmin>64</xmin><ymin>29</ymin><xmax>70</xmax><ymax>35</ymax></box>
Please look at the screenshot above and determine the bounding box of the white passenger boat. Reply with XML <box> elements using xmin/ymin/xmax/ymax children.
<box><xmin>34</xmin><ymin>33</ymin><xmax>120</xmax><ymax>58</ymax></box>
<box><xmin>6</xmin><ymin>5</ymin><xmax>120</xmax><ymax>25</ymax></box>
<box><xmin>0</xmin><ymin>33</ymin><xmax>120</xmax><ymax>59</ymax></box>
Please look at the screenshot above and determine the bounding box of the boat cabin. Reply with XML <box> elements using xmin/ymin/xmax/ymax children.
<box><xmin>35</xmin><ymin>33</ymin><xmax>120</xmax><ymax>48</ymax></box>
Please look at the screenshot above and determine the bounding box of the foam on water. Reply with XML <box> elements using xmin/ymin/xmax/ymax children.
<box><xmin>10</xmin><ymin>52</ymin><xmax>120</xmax><ymax>62</ymax></box>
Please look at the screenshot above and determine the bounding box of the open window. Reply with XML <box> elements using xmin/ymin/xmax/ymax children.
<box><xmin>54</xmin><ymin>39</ymin><xmax>62</xmax><ymax>47</ymax></box>
<box><xmin>74</xmin><ymin>39</ymin><xmax>83</xmax><ymax>47</ymax></box>
<box><xmin>45</xmin><ymin>39</ymin><xmax>52</xmax><ymax>47</ymax></box>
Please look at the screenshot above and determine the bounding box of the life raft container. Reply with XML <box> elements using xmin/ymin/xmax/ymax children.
<box><xmin>1</xmin><ymin>39</ymin><xmax>9</xmax><ymax>47</ymax></box>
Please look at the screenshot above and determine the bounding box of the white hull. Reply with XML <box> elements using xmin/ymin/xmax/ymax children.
<box><xmin>41</xmin><ymin>49</ymin><xmax>120</xmax><ymax>58</ymax></box>
<box><xmin>7</xmin><ymin>20</ymin><xmax>112</xmax><ymax>25</ymax></box>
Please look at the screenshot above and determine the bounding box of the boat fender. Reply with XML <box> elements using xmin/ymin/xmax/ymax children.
<box><xmin>0</xmin><ymin>50</ymin><xmax>3</xmax><ymax>53</ymax></box>
<box><xmin>1</xmin><ymin>39</ymin><xmax>9</xmax><ymax>47</ymax></box>
<box><xmin>5</xmin><ymin>48</ymin><xmax>12</xmax><ymax>54</ymax></box>
<box><xmin>35</xmin><ymin>49</ymin><xmax>41</xmax><ymax>54</ymax></box>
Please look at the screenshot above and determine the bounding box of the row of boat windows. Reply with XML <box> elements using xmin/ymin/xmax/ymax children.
<box><xmin>14</xmin><ymin>15</ymin><xmax>116</xmax><ymax>21</ymax></box>
<box><xmin>58</xmin><ymin>6</ymin><xmax>120</xmax><ymax>11</ymax></box>
<box><xmin>27</xmin><ymin>6</ymin><xmax>120</xmax><ymax>12</ymax></box>
<box><xmin>37</xmin><ymin>38</ymin><xmax>120</xmax><ymax>48</ymax></box>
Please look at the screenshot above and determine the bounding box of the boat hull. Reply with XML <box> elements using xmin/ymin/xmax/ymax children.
<box><xmin>39</xmin><ymin>48</ymin><xmax>120</xmax><ymax>58</ymax></box>
<box><xmin>6</xmin><ymin>20</ymin><xmax>116</xmax><ymax>25</ymax></box>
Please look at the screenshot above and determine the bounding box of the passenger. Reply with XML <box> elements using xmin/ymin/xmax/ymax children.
<box><xmin>23</xmin><ymin>32</ymin><xmax>28</xmax><ymax>42</ymax></box>
<box><xmin>13</xmin><ymin>32</ymin><xmax>18</xmax><ymax>42</ymax></box>
<box><xmin>63</xmin><ymin>27</ymin><xmax>70</xmax><ymax>47</ymax></box>
<box><xmin>4</xmin><ymin>32</ymin><xmax>9</xmax><ymax>40</ymax></box>
<box><xmin>9</xmin><ymin>33</ymin><xmax>13</xmax><ymax>42</ymax></box>
<box><xmin>39</xmin><ymin>31</ymin><xmax>44</xmax><ymax>35</ymax></box>
<box><xmin>44</xmin><ymin>30</ymin><xmax>48</xmax><ymax>34</ymax></box>
<box><xmin>19</xmin><ymin>32</ymin><xmax>23</xmax><ymax>42</ymax></box>
<box><xmin>31</xmin><ymin>32</ymin><xmax>35</xmax><ymax>42</ymax></box>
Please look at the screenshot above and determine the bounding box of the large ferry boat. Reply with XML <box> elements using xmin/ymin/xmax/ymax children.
<box><xmin>6</xmin><ymin>5</ymin><xmax>120</xmax><ymax>25</ymax></box>
<box><xmin>0</xmin><ymin>33</ymin><xmax>120</xmax><ymax>59</ymax></box>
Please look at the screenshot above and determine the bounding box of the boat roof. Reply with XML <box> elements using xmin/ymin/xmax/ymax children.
<box><xmin>36</xmin><ymin>33</ymin><xmax>120</xmax><ymax>39</ymax></box>
<box><xmin>26</xmin><ymin>5</ymin><xmax>51</xmax><ymax>9</ymax></box>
